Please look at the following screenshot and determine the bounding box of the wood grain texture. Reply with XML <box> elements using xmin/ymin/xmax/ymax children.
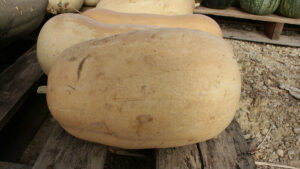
<box><xmin>194</xmin><ymin>6</ymin><xmax>300</xmax><ymax>25</ymax></box>
<box><xmin>0</xmin><ymin>161</ymin><xmax>31</xmax><ymax>169</ymax></box>
<box><xmin>264</xmin><ymin>22</ymin><xmax>285</xmax><ymax>40</ymax></box>
<box><xmin>32</xmin><ymin>121</ymin><xmax>107</xmax><ymax>169</ymax></box>
<box><xmin>223</xmin><ymin>27</ymin><xmax>300</xmax><ymax>47</ymax></box>
<box><xmin>0</xmin><ymin>93</ymin><xmax>48</xmax><ymax>162</ymax></box>
<box><xmin>198</xmin><ymin>120</ymin><xmax>256</xmax><ymax>169</ymax></box>
<box><xmin>156</xmin><ymin>144</ymin><xmax>202</xmax><ymax>169</ymax></box>
<box><xmin>156</xmin><ymin>119</ymin><xmax>255</xmax><ymax>169</ymax></box>
<box><xmin>0</xmin><ymin>46</ymin><xmax>43</xmax><ymax>130</ymax></box>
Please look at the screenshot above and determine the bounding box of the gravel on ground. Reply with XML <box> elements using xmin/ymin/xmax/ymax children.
<box><xmin>229</xmin><ymin>39</ymin><xmax>300</xmax><ymax>168</ymax></box>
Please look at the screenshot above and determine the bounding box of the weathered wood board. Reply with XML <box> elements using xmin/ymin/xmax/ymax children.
<box><xmin>156</xmin><ymin>119</ymin><xmax>256</xmax><ymax>169</ymax></box>
<box><xmin>194</xmin><ymin>6</ymin><xmax>300</xmax><ymax>42</ymax></box>
<box><xmin>223</xmin><ymin>27</ymin><xmax>300</xmax><ymax>47</ymax></box>
<box><xmin>0</xmin><ymin>46</ymin><xmax>43</xmax><ymax>130</ymax></box>
<box><xmin>0</xmin><ymin>93</ymin><xmax>48</xmax><ymax>162</ymax></box>
<box><xmin>0</xmin><ymin>161</ymin><xmax>31</xmax><ymax>169</ymax></box>
<box><xmin>32</xmin><ymin>121</ymin><xmax>107</xmax><ymax>169</ymax></box>
<box><xmin>194</xmin><ymin>7</ymin><xmax>300</xmax><ymax>25</ymax></box>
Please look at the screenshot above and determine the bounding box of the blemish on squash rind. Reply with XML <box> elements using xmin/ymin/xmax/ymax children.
<box><xmin>68</xmin><ymin>56</ymin><xmax>77</xmax><ymax>61</ymax></box>
<box><xmin>137</xmin><ymin>115</ymin><xmax>153</xmax><ymax>123</ymax></box>
<box><xmin>96</xmin><ymin>72</ymin><xmax>105</xmax><ymax>77</ymax></box>
<box><xmin>67</xmin><ymin>85</ymin><xmax>76</xmax><ymax>90</ymax></box>
<box><xmin>92</xmin><ymin>122</ymin><xmax>118</xmax><ymax>137</ymax></box>
<box><xmin>188</xmin><ymin>138</ymin><xmax>197</xmax><ymax>142</ymax></box>
<box><xmin>77</xmin><ymin>55</ymin><xmax>91</xmax><ymax>80</ymax></box>
<box><xmin>104</xmin><ymin>103</ymin><xmax>112</xmax><ymax>110</ymax></box>
<box><xmin>136</xmin><ymin>115</ymin><xmax>153</xmax><ymax>136</ymax></box>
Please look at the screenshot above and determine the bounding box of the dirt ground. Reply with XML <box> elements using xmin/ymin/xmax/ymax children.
<box><xmin>229</xmin><ymin>39</ymin><xmax>300</xmax><ymax>168</ymax></box>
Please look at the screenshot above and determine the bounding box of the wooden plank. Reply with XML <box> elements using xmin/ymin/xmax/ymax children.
<box><xmin>105</xmin><ymin>149</ymin><xmax>154</xmax><ymax>169</ymax></box>
<box><xmin>0</xmin><ymin>38</ymin><xmax>35</xmax><ymax>73</ymax></box>
<box><xmin>0</xmin><ymin>46</ymin><xmax>43</xmax><ymax>130</ymax></box>
<box><xmin>32</xmin><ymin>121</ymin><xmax>107</xmax><ymax>169</ymax></box>
<box><xmin>0</xmin><ymin>161</ymin><xmax>31</xmax><ymax>169</ymax></box>
<box><xmin>0</xmin><ymin>92</ymin><xmax>48</xmax><ymax>162</ymax></box>
<box><xmin>264</xmin><ymin>22</ymin><xmax>285</xmax><ymax>40</ymax></box>
<box><xmin>198</xmin><ymin>120</ymin><xmax>255</xmax><ymax>169</ymax></box>
<box><xmin>194</xmin><ymin>6</ymin><xmax>300</xmax><ymax>25</ymax></box>
<box><xmin>156</xmin><ymin>144</ymin><xmax>202</xmax><ymax>169</ymax></box>
<box><xmin>223</xmin><ymin>27</ymin><xmax>300</xmax><ymax>47</ymax></box>
<box><xmin>156</xmin><ymin>119</ymin><xmax>255</xmax><ymax>169</ymax></box>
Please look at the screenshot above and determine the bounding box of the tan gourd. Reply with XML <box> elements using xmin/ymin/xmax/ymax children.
<box><xmin>82</xmin><ymin>8</ymin><xmax>223</xmax><ymax>38</ymax></box>
<box><xmin>96</xmin><ymin>0</ymin><xmax>195</xmax><ymax>15</ymax></box>
<box><xmin>47</xmin><ymin>28</ymin><xmax>241</xmax><ymax>149</ymax></box>
<box><xmin>37</xmin><ymin>13</ymin><xmax>153</xmax><ymax>74</ymax></box>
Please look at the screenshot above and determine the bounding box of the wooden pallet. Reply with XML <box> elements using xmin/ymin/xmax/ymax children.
<box><xmin>29</xmin><ymin>118</ymin><xmax>255</xmax><ymax>169</ymax></box>
<box><xmin>0</xmin><ymin>161</ymin><xmax>31</xmax><ymax>169</ymax></box>
<box><xmin>0</xmin><ymin>47</ymin><xmax>256</xmax><ymax>169</ymax></box>
<box><xmin>0</xmin><ymin>45</ymin><xmax>48</xmax><ymax>163</ymax></box>
<box><xmin>194</xmin><ymin>6</ymin><xmax>300</xmax><ymax>46</ymax></box>
<box><xmin>0</xmin><ymin>46</ymin><xmax>43</xmax><ymax>130</ymax></box>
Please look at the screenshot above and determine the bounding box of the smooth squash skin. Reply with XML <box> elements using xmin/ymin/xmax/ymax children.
<box><xmin>37</xmin><ymin>13</ymin><xmax>153</xmax><ymax>74</ymax></box>
<box><xmin>82</xmin><ymin>8</ymin><xmax>223</xmax><ymax>38</ymax></box>
<box><xmin>96</xmin><ymin>0</ymin><xmax>195</xmax><ymax>15</ymax></box>
<box><xmin>47</xmin><ymin>28</ymin><xmax>241</xmax><ymax>149</ymax></box>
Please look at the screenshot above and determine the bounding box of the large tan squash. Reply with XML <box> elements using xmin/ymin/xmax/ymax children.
<box><xmin>96</xmin><ymin>0</ymin><xmax>195</xmax><ymax>15</ymax></box>
<box><xmin>37</xmin><ymin>14</ymin><xmax>152</xmax><ymax>74</ymax></box>
<box><xmin>47</xmin><ymin>28</ymin><xmax>241</xmax><ymax>149</ymax></box>
<box><xmin>83</xmin><ymin>8</ymin><xmax>222</xmax><ymax>37</ymax></box>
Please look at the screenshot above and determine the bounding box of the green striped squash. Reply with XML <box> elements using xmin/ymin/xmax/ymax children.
<box><xmin>279</xmin><ymin>0</ymin><xmax>300</xmax><ymax>18</ymax></box>
<box><xmin>240</xmin><ymin>0</ymin><xmax>281</xmax><ymax>15</ymax></box>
